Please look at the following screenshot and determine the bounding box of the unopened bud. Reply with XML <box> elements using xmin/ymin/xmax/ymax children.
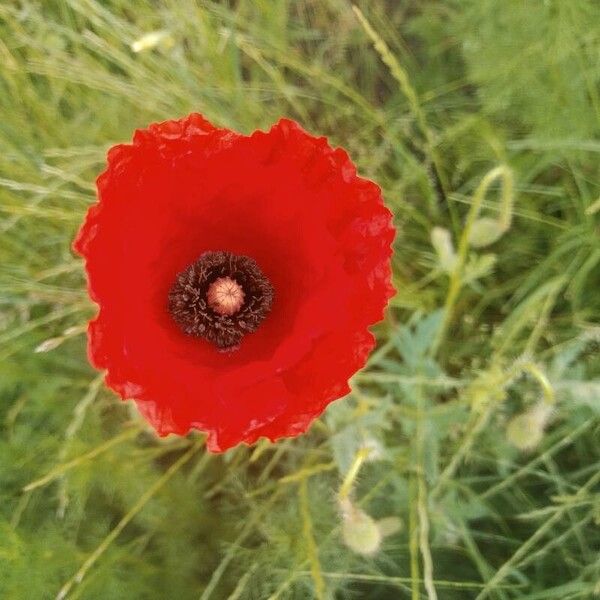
<box><xmin>469</xmin><ymin>217</ymin><xmax>505</xmax><ymax>248</ymax></box>
<box><xmin>130</xmin><ymin>30</ymin><xmax>174</xmax><ymax>53</ymax></box>
<box><xmin>34</xmin><ymin>337</ymin><xmax>64</xmax><ymax>353</ymax></box>
<box><xmin>506</xmin><ymin>403</ymin><xmax>553</xmax><ymax>451</ymax></box>
<box><xmin>431</xmin><ymin>227</ymin><xmax>457</xmax><ymax>272</ymax></box>
<box><xmin>340</xmin><ymin>500</ymin><xmax>382</xmax><ymax>556</ymax></box>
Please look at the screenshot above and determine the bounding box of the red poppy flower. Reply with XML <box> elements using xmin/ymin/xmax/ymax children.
<box><xmin>74</xmin><ymin>114</ymin><xmax>395</xmax><ymax>452</ymax></box>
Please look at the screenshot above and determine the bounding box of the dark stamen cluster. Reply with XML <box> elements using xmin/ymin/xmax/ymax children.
<box><xmin>168</xmin><ymin>251</ymin><xmax>274</xmax><ymax>350</ymax></box>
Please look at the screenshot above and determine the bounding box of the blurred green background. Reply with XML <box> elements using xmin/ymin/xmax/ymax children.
<box><xmin>1</xmin><ymin>1</ymin><xmax>599</xmax><ymax>598</ymax></box>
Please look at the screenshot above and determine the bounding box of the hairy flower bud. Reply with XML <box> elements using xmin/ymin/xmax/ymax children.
<box><xmin>507</xmin><ymin>402</ymin><xmax>553</xmax><ymax>451</ymax></box>
<box><xmin>340</xmin><ymin>499</ymin><xmax>382</xmax><ymax>556</ymax></box>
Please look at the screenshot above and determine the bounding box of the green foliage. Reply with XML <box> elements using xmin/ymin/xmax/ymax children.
<box><xmin>1</xmin><ymin>1</ymin><xmax>599</xmax><ymax>598</ymax></box>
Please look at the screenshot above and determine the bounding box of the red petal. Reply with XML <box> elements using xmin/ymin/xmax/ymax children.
<box><xmin>74</xmin><ymin>114</ymin><xmax>395</xmax><ymax>451</ymax></box>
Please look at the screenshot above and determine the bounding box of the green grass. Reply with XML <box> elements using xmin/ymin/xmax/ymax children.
<box><xmin>1</xmin><ymin>1</ymin><xmax>599</xmax><ymax>598</ymax></box>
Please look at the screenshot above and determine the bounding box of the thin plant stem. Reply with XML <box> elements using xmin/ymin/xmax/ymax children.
<box><xmin>433</xmin><ymin>166</ymin><xmax>514</xmax><ymax>355</ymax></box>
<box><xmin>338</xmin><ymin>447</ymin><xmax>371</xmax><ymax>501</ymax></box>
<box><xmin>299</xmin><ymin>478</ymin><xmax>325</xmax><ymax>600</ymax></box>
<box><xmin>414</xmin><ymin>383</ymin><xmax>437</xmax><ymax>600</ymax></box>
<box><xmin>409</xmin><ymin>472</ymin><xmax>421</xmax><ymax>600</ymax></box>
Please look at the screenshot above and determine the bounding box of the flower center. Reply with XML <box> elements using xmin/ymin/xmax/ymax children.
<box><xmin>207</xmin><ymin>276</ymin><xmax>245</xmax><ymax>316</ymax></box>
<box><xmin>168</xmin><ymin>251</ymin><xmax>274</xmax><ymax>351</ymax></box>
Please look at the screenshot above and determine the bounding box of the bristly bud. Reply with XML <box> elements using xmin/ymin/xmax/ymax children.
<box><xmin>34</xmin><ymin>337</ymin><xmax>64</xmax><ymax>353</ymax></box>
<box><xmin>469</xmin><ymin>217</ymin><xmax>506</xmax><ymax>248</ymax></box>
<box><xmin>506</xmin><ymin>402</ymin><xmax>553</xmax><ymax>451</ymax></box>
<box><xmin>338</xmin><ymin>498</ymin><xmax>401</xmax><ymax>556</ymax></box>
<box><xmin>339</xmin><ymin>498</ymin><xmax>382</xmax><ymax>556</ymax></box>
<box><xmin>130</xmin><ymin>30</ymin><xmax>174</xmax><ymax>53</ymax></box>
<box><xmin>431</xmin><ymin>226</ymin><xmax>457</xmax><ymax>273</ymax></box>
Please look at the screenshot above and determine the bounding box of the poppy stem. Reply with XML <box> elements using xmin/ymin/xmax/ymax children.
<box><xmin>338</xmin><ymin>446</ymin><xmax>372</xmax><ymax>502</ymax></box>
<box><xmin>299</xmin><ymin>478</ymin><xmax>325</xmax><ymax>600</ymax></box>
<box><xmin>432</xmin><ymin>165</ymin><xmax>514</xmax><ymax>357</ymax></box>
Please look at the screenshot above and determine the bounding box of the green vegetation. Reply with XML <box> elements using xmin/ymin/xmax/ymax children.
<box><xmin>1</xmin><ymin>1</ymin><xmax>599</xmax><ymax>598</ymax></box>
